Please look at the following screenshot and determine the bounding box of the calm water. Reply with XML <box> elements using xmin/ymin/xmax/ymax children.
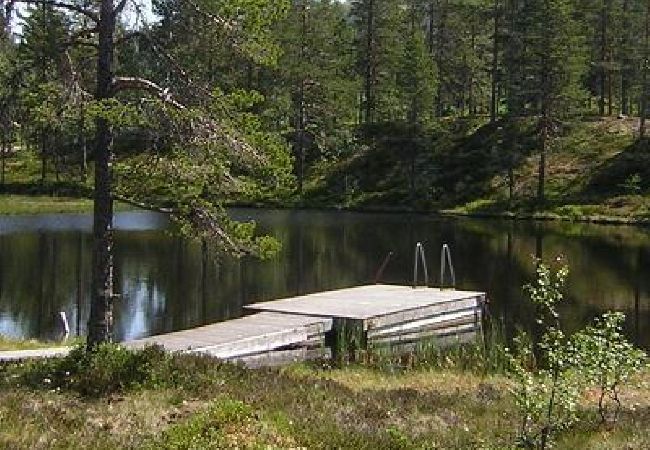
<box><xmin>0</xmin><ymin>209</ymin><xmax>648</xmax><ymax>348</ymax></box>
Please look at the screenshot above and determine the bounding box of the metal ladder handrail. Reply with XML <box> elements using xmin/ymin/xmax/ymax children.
<box><xmin>374</xmin><ymin>251</ymin><xmax>394</xmax><ymax>284</ymax></box>
<box><xmin>413</xmin><ymin>242</ymin><xmax>429</xmax><ymax>288</ymax></box>
<box><xmin>440</xmin><ymin>243</ymin><xmax>456</xmax><ymax>290</ymax></box>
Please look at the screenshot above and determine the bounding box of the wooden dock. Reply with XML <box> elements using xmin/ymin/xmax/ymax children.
<box><xmin>0</xmin><ymin>285</ymin><xmax>485</xmax><ymax>366</ymax></box>
<box><xmin>126</xmin><ymin>284</ymin><xmax>486</xmax><ymax>367</ymax></box>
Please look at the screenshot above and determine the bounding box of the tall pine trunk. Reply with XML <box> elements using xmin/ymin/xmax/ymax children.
<box><xmin>1</xmin><ymin>126</ymin><xmax>6</xmax><ymax>189</ymax></box>
<box><xmin>87</xmin><ymin>0</ymin><xmax>116</xmax><ymax>348</ymax></box>
<box><xmin>641</xmin><ymin>0</ymin><xmax>650</xmax><ymax>139</ymax></box>
<box><xmin>538</xmin><ymin>120</ymin><xmax>547</xmax><ymax>206</ymax></box>
<box><xmin>621</xmin><ymin>0</ymin><xmax>630</xmax><ymax>116</ymax></box>
<box><xmin>435</xmin><ymin>0</ymin><xmax>446</xmax><ymax>117</ymax></box>
<box><xmin>296</xmin><ymin>2</ymin><xmax>307</xmax><ymax>195</ymax></box>
<box><xmin>363</xmin><ymin>0</ymin><xmax>375</xmax><ymax>124</ymax></box>
<box><xmin>490</xmin><ymin>0</ymin><xmax>499</xmax><ymax>122</ymax></box>
<box><xmin>599</xmin><ymin>0</ymin><xmax>608</xmax><ymax>116</ymax></box>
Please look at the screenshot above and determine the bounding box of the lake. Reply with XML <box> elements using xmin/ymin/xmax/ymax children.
<box><xmin>0</xmin><ymin>209</ymin><xmax>648</xmax><ymax>348</ymax></box>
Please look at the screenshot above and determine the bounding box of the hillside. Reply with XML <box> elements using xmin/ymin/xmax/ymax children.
<box><xmin>304</xmin><ymin>117</ymin><xmax>650</xmax><ymax>223</ymax></box>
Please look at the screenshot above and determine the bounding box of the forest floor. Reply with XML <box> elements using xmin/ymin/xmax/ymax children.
<box><xmin>0</xmin><ymin>346</ymin><xmax>649</xmax><ymax>449</ymax></box>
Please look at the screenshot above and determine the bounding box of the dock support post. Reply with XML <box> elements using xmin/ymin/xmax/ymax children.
<box><xmin>329</xmin><ymin>318</ymin><xmax>367</xmax><ymax>363</ymax></box>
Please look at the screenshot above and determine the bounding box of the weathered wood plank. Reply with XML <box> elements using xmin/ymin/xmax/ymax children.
<box><xmin>234</xmin><ymin>347</ymin><xmax>331</xmax><ymax>369</ymax></box>
<box><xmin>189</xmin><ymin>327</ymin><xmax>326</xmax><ymax>359</ymax></box>
<box><xmin>367</xmin><ymin>308</ymin><xmax>481</xmax><ymax>339</ymax></box>
<box><xmin>369</xmin><ymin>323</ymin><xmax>480</xmax><ymax>346</ymax></box>
<box><xmin>128</xmin><ymin>312</ymin><xmax>332</xmax><ymax>358</ymax></box>
<box><xmin>366</xmin><ymin>300</ymin><xmax>482</xmax><ymax>331</ymax></box>
<box><xmin>369</xmin><ymin>330</ymin><xmax>479</xmax><ymax>353</ymax></box>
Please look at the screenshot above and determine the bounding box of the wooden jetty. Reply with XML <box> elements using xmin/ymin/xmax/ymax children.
<box><xmin>127</xmin><ymin>284</ymin><xmax>486</xmax><ymax>367</ymax></box>
<box><xmin>0</xmin><ymin>285</ymin><xmax>485</xmax><ymax>366</ymax></box>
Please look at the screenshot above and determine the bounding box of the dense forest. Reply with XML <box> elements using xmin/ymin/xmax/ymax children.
<box><xmin>1</xmin><ymin>0</ymin><xmax>650</xmax><ymax>210</ymax></box>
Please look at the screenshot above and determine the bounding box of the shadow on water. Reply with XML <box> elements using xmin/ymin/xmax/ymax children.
<box><xmin>0</xmin><ymin>209</ymin><xmax>648</xmax><ymax>348</ymax></box>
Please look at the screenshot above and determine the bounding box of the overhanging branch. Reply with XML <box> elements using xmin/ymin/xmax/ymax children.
<box><xmin>114</xmin><ymin>194</ymin><xmax>249</xmax><ymax>256</ymax></box>
<box><xmin>113</xmin><ymin>194</ymin><xmax>176</xmax><ymax>214</ymax></box>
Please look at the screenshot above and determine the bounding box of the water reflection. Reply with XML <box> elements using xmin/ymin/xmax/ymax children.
<box><xmin>0</xmin><ymin>209</ymin><xmax>648</xmax><ymax>348</ymax></box>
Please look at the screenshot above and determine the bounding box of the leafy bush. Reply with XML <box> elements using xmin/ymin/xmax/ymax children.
<box><xmin>2</xmin><ymin>343</ymin><xmax>246</xmax><ymax>397</ymax></box>
<box><xmin>7</xmin><ymin>344</ymin><xmax>168</xmax><ymax>396</ymax></box>
<box><xmin>507</xmin><ymin>260</ymin><xmax>648</xmax><ymax>449</ymax></box>
<box><xmin>619</xmin><ymin>173</ymin><xmax>643</xmax><ymax>194</ymax></box>
<box><xmin>508</xmin><ymin>261</ymin><xmax>580</xmax><ymax>449</ymax></box>
<box><xmin>573</xmin><ymin>312</ymin><xmax>647</xmax><ymax>423</ymax></box>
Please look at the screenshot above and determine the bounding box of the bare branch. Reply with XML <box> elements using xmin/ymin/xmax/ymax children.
<box><xmin>111</xmin><ymin>76</ymin><xmax>186</xmax><ymax>109</ymax></box>
<box><xmin>114</xmin><ymin>194</ymin><xmax>249</xmax><ymax>256</ymax></box>
<box><xmin>114</xmin><ymin>0</ymin><xmax>129</xmax><ymax>16</ymax></box>
<box><xmin>113</xmin><ymin>195</ymin><xmax>176</xmax><ymax>214</ymax></box>
<box><xmin>13</xmin><ymin>0</ymin><xmax>99</xmax><ymax>23</ymax></box>
<box><xmin>187</xmin><ymin>207</ymin><xmax>249</xmax><ymax>256</ymax></box>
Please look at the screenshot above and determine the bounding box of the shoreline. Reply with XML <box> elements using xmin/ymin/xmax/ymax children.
<box><xmin>2</xmin><ymin>193</ymin><xmax>649</xmax><ymax>228</ymax></box>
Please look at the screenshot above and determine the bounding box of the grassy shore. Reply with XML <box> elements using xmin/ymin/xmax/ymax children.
<box><xmin>0</xmin><ymin>195</ymin><xmax>94</xmax><ymax>215</ymax></box>
<box><xmin>0</xmin><ymin>345</ymin><xmax>648</xmax><ymax>449</ymax></box>
<box><xmin>0</xmin><ymin>195</ymin><xmax>140</xmax><ymax>216</ymax></box>
<box><xmin>0</xmin><ymin>336</ymin><xmax>82</xmax><ymax>351</ymax></box>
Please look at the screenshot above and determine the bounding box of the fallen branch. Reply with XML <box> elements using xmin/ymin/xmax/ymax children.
<box><xmin>111</xmin><ymin>76</ymin><xmax>186</xmax><ymax>110</ymax></box>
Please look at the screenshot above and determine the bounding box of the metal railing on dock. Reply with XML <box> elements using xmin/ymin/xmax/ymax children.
<box><xmin>440</xmin><ymin>243</ymin><xmax>456</xmax><ymax>290</ymax></box>
<box><xmin>413</xmin><ymin>242</ymin><xmax>429</xmax><ymax>288</ymax></box>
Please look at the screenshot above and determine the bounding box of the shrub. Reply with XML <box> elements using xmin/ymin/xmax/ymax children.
<box><xmin>8</xmin><ymin>344</ymin><xmax>169</xmax><ymax>396</ymax></box>
<box><xmin>573</xmin><ymin>312</ymin><xmax>647</xmax><ymax>424</ymax></box>
<box><xmin>1</xmin><ymin>343</ymin><xmax>249</xmax><ymax>398</ymax></box>
<box><xmin>507</xmin><ymin>259</ymin><xmax>648</xmax><ymax>449</ymax></box>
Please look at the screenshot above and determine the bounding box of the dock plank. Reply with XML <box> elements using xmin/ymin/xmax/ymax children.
<box><xmin>128</xmin><ymin>312</ymin><xmax>332</xmax><ymax>358</ymax></box>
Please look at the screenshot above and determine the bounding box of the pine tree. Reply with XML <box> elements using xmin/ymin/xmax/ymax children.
<box><xmin>273</xmin><ymin>0</ymin><xmax>357</xmax><ymax>193</ymax></box>
<box><xmin>398</xmin><ymin>0</ymin><xmax>436</xmax><ymax>125</ymax></box>
<box><xmin>351</xmin><ymin>0</ymin><xmax>403</xmax><ymax>124</ymax></box>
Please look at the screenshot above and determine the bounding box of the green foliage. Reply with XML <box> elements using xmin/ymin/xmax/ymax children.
<box><xmin>619</xmin><ymin>173</ymin><xmax>643</xmax><ymax>194</ymax></box>
<box><xmin>7</xmin><ymin>344</ymin><xmax>168</xmax><ymax>397</ymax></box>
<box><xmin>508</xmin><ymin>261</ymin><xmax>578</xmax><ymax>448</ymax></box>
<box><xmin>508</xmin><ymin>333</ymin><xmax>582</xmax><ymax>449</ymax></box>
<box><xmin>524</xmin><ymin>260</ymin><xmax>570</xmax><ymax>327</ymax></box>
<box><xmin>397</xmin><ymin>11</ymin><xmax>436</xmax><ymax>125</ymax></box>
<box><xmin>1</xmin><ymin>343</ymin><xmax>249</xmax><ymax>398</ymax></box>
<box><xmin>573</xmin><ymin>312</ymin><xmax>648</xmax><ymax>423</ymax></box>
<box><xmin>148</xmin><ymin>398</ymin><xmax>254</xmax><ymax>450</ymax></box>
<box><xmin>507</xmin><ymin>260</ymin><xmax>648</xmax><ymax>448</ymax></box>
